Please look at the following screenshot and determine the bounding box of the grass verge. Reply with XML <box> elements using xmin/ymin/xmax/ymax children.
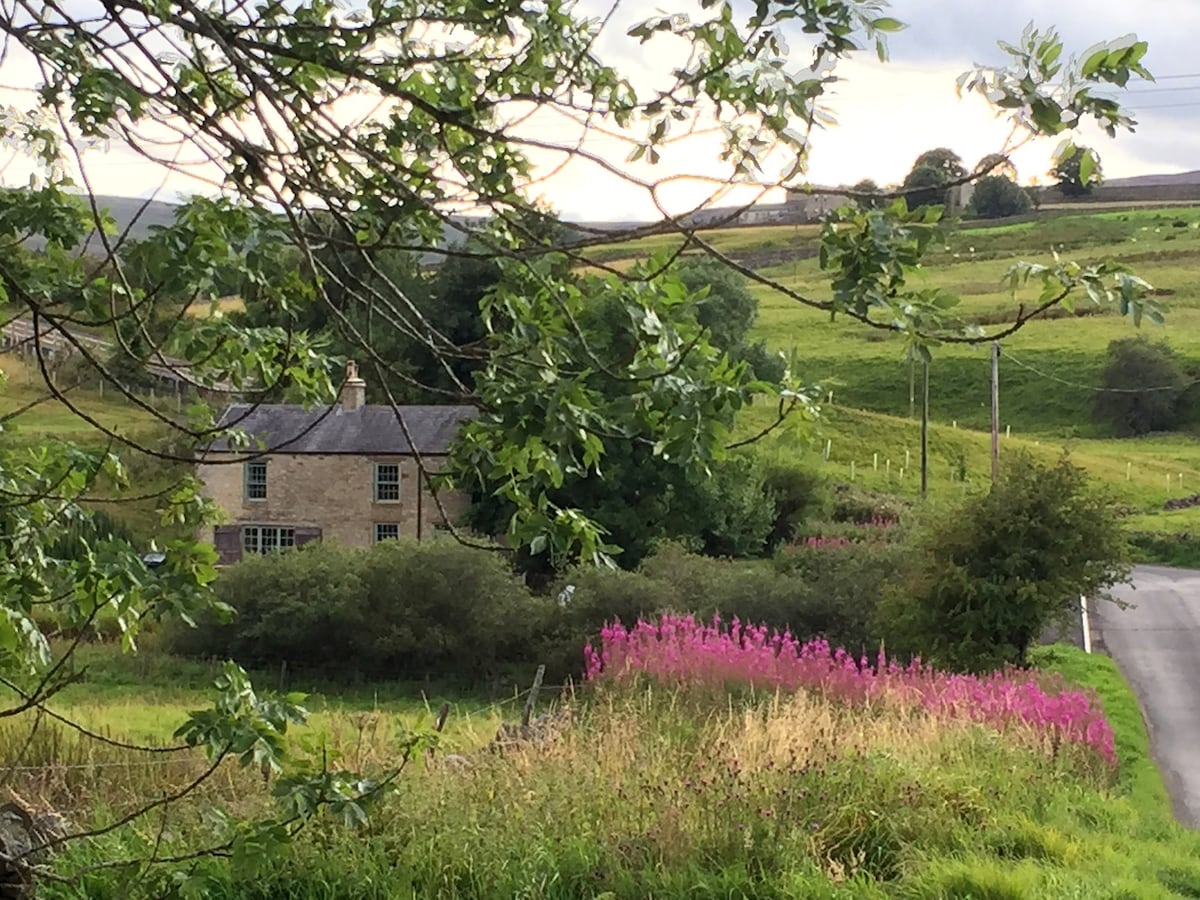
<box><xmin>26</xmin><ymin>642</ymin><xmax>1200</xmax><ymax>899</ymax></box>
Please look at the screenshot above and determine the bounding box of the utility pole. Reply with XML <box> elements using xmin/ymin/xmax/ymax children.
<box><xmin>990</xmin><ymin>342</ymin><xmax>1001</xmax><ymax>484</ymax></box>
<box><xmin>920</xmin><ymin>359</ymin><xmax>929</xmax><ymax>498</ymax></box>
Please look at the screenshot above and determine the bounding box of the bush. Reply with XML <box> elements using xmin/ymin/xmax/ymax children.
<box><xmin>761</xmin><ymin>461</ymin><xmax>828</xmax><ymax>548</ymax></box>
<box><xmin>172</xmin><ymin>533</ymin><xmax>903</xmax><ymax>684</ymax></box>
<box><xmin>968</xmin><ymin>175</ymin><xmax>1032</xmax><ymax>219</ymax></box>
<box><xmin>876</xmin><ymin>452</ymin><xmax>1130</xmax><ymax>672</ymax></box>
<box><xmin>1127</xmin><ymin>530</ymin><xmax>1200</xmax><ymax>569</ymax></box>
<box><xmin>544</xmin><ymin>539</ymin><xmax>904</xmax><ymax>668</ymax></box>
<box><xmin>168</xmin><ymin>539</ymin><xmax>540</xmax><ymax>683</ymax></box>
<box><xmin>682</xmin><ymin>455</ymin><xmax>777</xmax><ymax>559</ymax></box>
<box><xmin>537</xmin><ymin>565</ymin><xmax>676</xmax><ymax>677</ymax></box>
<box><xmin>830</xmin><ymin>485</ymin><xmax>906</xmax><ymax>525</ymax></box>
<box><xmin>1092</xmin><ymin>336</ymin><xmax>1187</xmax><ymax>436</ymax></box>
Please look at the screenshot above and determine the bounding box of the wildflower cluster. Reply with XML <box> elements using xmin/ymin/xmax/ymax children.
<box><xmin>584</xmin><ymin>614</ymin><xmax>1115</xmax><ymax>765</ymax></box>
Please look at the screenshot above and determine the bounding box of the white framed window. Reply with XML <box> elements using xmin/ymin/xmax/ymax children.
<box><xmin>242</xmin><ymin>525</ymin><xmax>295</xmax><ymax>555</ymax></box>
<box><xmin>373</xmin><ymin>463</ymin><xmax>400</xmax><ymax>503</ymax></box>
<box><xmin>374</xmin><ymin>522</ymin><xmax>400</xmax><ymax>543</ymax></box>
<box><xmin>244</xmin><ymin>461</ymin><xmax>268</xmax><ymax>501</ymax></box>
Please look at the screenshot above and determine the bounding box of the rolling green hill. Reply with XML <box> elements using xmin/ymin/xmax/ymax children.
<box><xmin>603</xmin><ymin>206</ymin><xmax>1200</xmax><ymax>435</ymax></box>
<box><xmin>604</xmin><ymin>204</ymin><xmax>1200</xmax><ymax>541</ymax></box>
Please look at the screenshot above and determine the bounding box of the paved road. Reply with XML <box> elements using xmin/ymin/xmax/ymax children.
<box><xmin>1096</xmin><ymin>565</ymin><xmax>1200</xmax><ymax>826</ymax></box>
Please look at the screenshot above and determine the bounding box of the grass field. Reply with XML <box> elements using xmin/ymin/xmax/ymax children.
<box><xmin>14</xmin><ymin>640</ymin><xmax>1200</xmax><ymax>899</ymax></box>
<box><xmin>594</xmin><ymin>207</ymin><xmax>1200</xmax><ymax>429</ymax></box>
<box><xmin>746</xmin><ymin>401</ymin><xmax>1200</xmax><ymax>538</ymax></box>
<box><xmin>595</xmin><ymin>204</ymin><xmax>1200</xmax><ymax>541</ymax></box>
<box><xmin>0</xmin><ymin>353</ymin><xmax>162</xmax><ymax>436</ymax></box>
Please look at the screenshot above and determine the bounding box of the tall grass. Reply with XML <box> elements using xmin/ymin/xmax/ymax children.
<box><xmin>41</xmin><ymin>644</ymin><xmax>1200</xmax><ymax>900</ymax></box>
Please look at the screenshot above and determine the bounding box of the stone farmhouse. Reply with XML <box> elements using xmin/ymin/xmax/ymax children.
<box><xmin>196</xmin><ymin>362</ymin><xmax>476</xmax><ymax>565</ymax></box>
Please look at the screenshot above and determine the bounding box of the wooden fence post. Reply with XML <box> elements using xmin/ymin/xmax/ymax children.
<box><xmin>521</xmin><ymin>665</ymin><xmax>546</xmax><ymax>729</ymax></box>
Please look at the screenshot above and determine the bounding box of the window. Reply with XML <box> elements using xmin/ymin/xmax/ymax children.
<box><xmin>374</xmin><ymin>523</ymin><xmax>400</xmax><ymax>543</ymax></box>
<box><xmin>244</xmin><ymin>461</ymin><xmax>268</xmax><ymax>501</ymax></box>
<box><xmin>242</xmin><ymin>525</ymin><xmax>295</xmax><ymax>555</ymax></box>
<box><xmin>373</xmin><ymin>463</ymin><xmax>400</xmax><ymax>503</ymax></box>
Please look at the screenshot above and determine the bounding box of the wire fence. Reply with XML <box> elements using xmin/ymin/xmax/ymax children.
<box><xmin>0</xmin><ymin>678</ymin><xmax>578</xmax><ymax>777</ymax></box>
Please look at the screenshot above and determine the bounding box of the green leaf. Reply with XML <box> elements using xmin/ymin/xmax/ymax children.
<box><xmin>1079</xmin><ymin>151</ymin><xmax>1096</xmax><ymax>186</ymax></box>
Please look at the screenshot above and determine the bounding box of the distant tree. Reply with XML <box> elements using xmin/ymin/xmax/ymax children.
<box><xmin>851</xmin><ymin>178</ymin><xmax>883</xmax><ymax>209</ymax></box>
<box><xmin>912</xmin><ymin>148</ymin><xmax>966</xmax><ymax>182</ymax></box>
<box><xmin>678</xmin><ymin>257</ymin><xmax>785</xmax><ymax>383</ymax></box>
<box><xmin>1052</xmin><ymin>145</ymin><xmax>1103</xmax><ymax>197</ymax></box>
<box><xmin>678</xmin><ymin>257</ymin><xmax>757</xmax><ymax>349</ymax></box>
<box><xmin>968</xmin><ymin>175</ymin><xmax>1033</xmax><ymax>219</ymax></box>
<box><xmin>1092</xmin><ymin>337</ymin><xmax>1187</xmax><ymax>436</ymax></box>
<box><xmin>975</xmin><ymin>153</ymin><xmax>1017</xmax><ymax>181</ymax></box>
<box><xmin>902</xmin><ymin>165</ymin><xmax>950</xmax><ymax>210</ymax></box>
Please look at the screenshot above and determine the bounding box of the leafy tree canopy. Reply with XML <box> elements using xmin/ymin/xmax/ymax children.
<box><xmin>911</xmin><ymin>148</ymin><xmax>967</xmax><ymax>183</ymax></box>
<box><xmin>1092</xmin><ymin>336</ymin><xmax>1188</xmax><ymax>437</ymax></box>
<box><xmin>975</xmin><ymin>153</ymin><xmax>1018</xmax><ymax>181</ymax></box>
<box><xmin>968</xmin><ymin>175</ymin><xmax>1033</xmax><ymax>219</ymax></box>
<box><xmin>901</xmin><ymin>164</ymin><xmax>951</xmax><ymax>210</ymax></box>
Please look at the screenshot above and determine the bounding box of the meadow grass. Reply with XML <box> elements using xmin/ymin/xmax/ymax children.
<box><xmin>30</xmin><ymin>643</ymin><xmax>1200</xmax><ymax>899</ymax></box>
<box><xmin>0</xmin><ymin>353</ymin><xmax>160</xmax><ymax>436</ymax></box>
<box><xmin>747</xmin><ymin>403</ymin><xmax>1200</xmax><ymax>514</ymax></box>
<box><xmin>591</xmin><ymin>203</ymin><xmax>1200</xmax><ymax>543</ymax></box>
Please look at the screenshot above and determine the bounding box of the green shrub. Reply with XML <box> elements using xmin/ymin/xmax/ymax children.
<box><xmin>173</xmin><ymin>531</ymin><xmax>902</xmax><ymax>683</ymax></box>
<box><xmin>1127</xmin><ymin>531</ymin><xmax>1200</xmax><ymax>569</ymax></box>
<box><xmin>830</xmin><ymin>485</ymin><xmax>906</xmax><ymax>524</ymax></box>
<box><xmin>1092</xmin><ymin>337</ymin><xmax>1187</xmax><ymax>437</ymax></box>
<box><xmin>168</xmin><ymin>539</ymin><xmax>539</xmax><ymax>682</ymax></box>
<box><xmin>538</xmin><ymin>565</ymin><xmax>676</xmax><ymax>676</ymax></box>
<box><xmin>762</xmin><ymin>461</ymin><xmax>829</xmax><ymax>547</ymax></box>
<box><xmin>968</xmin><ymin>175</ymin><xmax>1033</xmax><ymax>219</ymax></box>
<box><xmin>876</xmin><ymin>453</ymin><xmax>1130</xmax><ymax>672</ymax></box>
<box><xmin>544</xmin><ymin>539</ymin><xmax>902</xmax><ymax>666</ymax></box>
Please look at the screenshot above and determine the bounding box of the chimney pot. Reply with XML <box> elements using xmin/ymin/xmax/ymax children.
<box><xmin>340</xmin><ymin>359</ymin><xmax>366</xmax><ymax>412</ymax></box>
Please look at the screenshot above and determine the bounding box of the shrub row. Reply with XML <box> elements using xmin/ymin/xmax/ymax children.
<box><xmin>167</xmin><ymin>537</ymin><xmax>905</xmax><ymax>686</ymax></box>
<box><xmin>1127</xmin><ymin>530</ymin><xmax>1200</xmax><ymax>569</ymax></box>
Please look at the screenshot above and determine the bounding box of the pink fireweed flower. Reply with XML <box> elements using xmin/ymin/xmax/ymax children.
<box><xmin>583</xmin><ymin>614</ymin><xmax>1116</xmax><ymax>765</ymax></box>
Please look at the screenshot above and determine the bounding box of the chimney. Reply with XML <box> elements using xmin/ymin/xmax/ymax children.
<box><xmin>340</xmin><ymin>360</ymin><xmax>366</xmax><ymax>412</ymax></box>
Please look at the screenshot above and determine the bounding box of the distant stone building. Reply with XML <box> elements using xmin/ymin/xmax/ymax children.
<box><xmin>737</xmin><ymin>189</ymin><xmax>844</xmax><ymax>226</ymax></box>
<box><xmin>196</xmin><ymin>362</ymin><xmax>475</xmax><ymax>564</ymax></box>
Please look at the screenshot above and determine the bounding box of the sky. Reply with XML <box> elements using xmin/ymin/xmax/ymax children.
<box><xmin>0</xmin><ymin>0</ymin><xmax>1196</xmax><ymax>223</ymax></box>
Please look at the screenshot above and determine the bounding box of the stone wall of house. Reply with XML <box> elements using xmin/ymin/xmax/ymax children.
<box><xmin>196</xmin><ymin>452</ymin><xmax>470</xmax><ymax>549</ymax></box>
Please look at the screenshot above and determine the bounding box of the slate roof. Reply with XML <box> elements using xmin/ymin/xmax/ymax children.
<box><xmin>207</xmin><ymin>403</ymin><xmax>477</xmax><ymax>455</ymax></box>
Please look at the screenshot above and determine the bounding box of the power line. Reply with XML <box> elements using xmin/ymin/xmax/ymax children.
<box><xmin>1122</xmin><ymin>85</ymin><xmax>1200</xmax><ymax>95</ymax></box>
<box><xmin>1134</xmin><ymin>101</ymin><xmax>1200</xmax><ymax>111</ymax></box>
<box><xmin>999</xmin><ymin>348</ymin><xmax>1199</xmax><ymax>394</ymax></box>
